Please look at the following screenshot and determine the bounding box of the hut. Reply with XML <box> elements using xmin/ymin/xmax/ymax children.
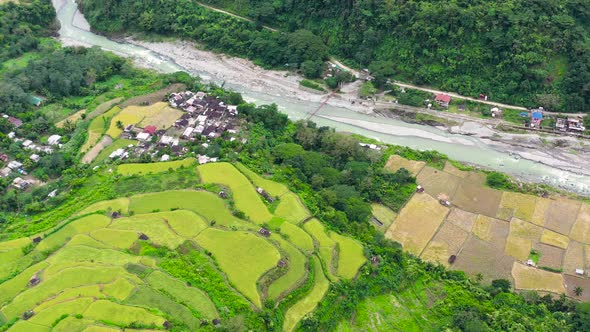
<box><xmin>139</xmin><ymin>233</ymin><xmax>150</xmax><ymax>240</ymax></box>
<box><xmin>448</xmin><ymin>255</ymin><xmax>457</xmax><ymax>264</ymax></box>
<box><xmin>259</xmin><ymin>228</ymin><xmax>271</xmax><ymax>237</ymax></box>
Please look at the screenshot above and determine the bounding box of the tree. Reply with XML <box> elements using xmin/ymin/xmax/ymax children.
<box><xmin>359</xmin><ymin>81</ymin><xmax>377</xmax><ymax>99</ymax></box>
<box><xmin>116</xmin><ymin>120</ymin><xmax>124</xmax><ymax>130</ymax></box>
<box><xmin>368</xmin><ymin>60</ymin><xmax>395</xmax><ymax>88</ymax></box>
<box><xmin>300</xmin><ymin>60</ymin><xmax>323</xmax><ymax>79</ymax></box>
<box><xmin>574</xmin><ymin>286</ymin><xmax>583</xmax><ymax>297</ymax></box>
<box><xmin>491</xmin><ymin>279</ymin><xmax>511</xmax><ymax>293</ymax></box>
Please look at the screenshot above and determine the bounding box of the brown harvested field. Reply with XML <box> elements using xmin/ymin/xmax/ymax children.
<box><xmin>421</xmin><ymin>241</ymin><xmax>449</xmax><ymax>266</ymax></box>
<box><xmin>585</xmin><ymin>245</ymin><xmax>590</xmax><ymax>271</ymax></box>
<box><xmin>569</xmin><ymin>203</ymin><xmax>590</xmax><ymax>244</ymax></box>
<box><xmin>564</xmin><ymin>275</ymin><xmax>590</xmax><ymax>301</ymax></box>
<box><xmin>446</xmin><ymin>208</ymin><xmax>477</xmax><ymax>233</ymax></box>
<box><xmin>505</xmin><ymin>235</ymin><xmax>532</xmax><ymax>261</ymax></box>
<box><xmin>512</xmin><ymin>262</ymin><xmax>565</xmax><ymax>294</ymax></box>
<box><xmin>82</xmin><ymin>136</ymin><xmax>113</xmax><ymax>164</ymax></box>
<box><xmin>540</xmin><ymin>229</ymin><xmax>570</xmax><ymax>249</ymax></box>
<box><xmin>443</xmin><ymin>162</ymin><xmax>468</xmax><ymax>178</ymax></box>
<box><xmin>416</xmin><ymin>166</ymin><xmax>462</xmax><ymax>200</ymax></box>
<box><xmin>472</xmin><ymin>215</ymin><xmax>508</xmax><ymax>245</ymax></box>
<box><xmin>544</xmin><ymin>198</ymin><xmax>581</xmax><ymax>235</ymax></box>
<box><xmin>451</xmin><ymin>235</ymin><xmax>515</xmax><ymax>283</ymax></box>
<box><xmin>385</xmin><ymin>194</ymin><xmax>449</xmax><ymax>256</ymax></box>
<box><xmin>464</xmin><ymin>172</ymin><xmax>486</xmax><ymax>186</ymax></box>
<box><xmin>497</xmin><ymin>192</ymin><xmax>537</xmax><ymax>222</ymax></box>
<box><xmin>563</xmin><ymin>241</ymin><xmax>586</xmax><ymax>275</ymax></box>
<box><xmin>421</xmin><ymin>222</ymin><xmax>469</xmax><ymax>266</ymax></box>
<box><xmin>87</xmin><ymin>97</ymin><xmax>123</xmax><ymax>119</ymax></box>
<box><xmin>452</xmin><ymin>181</ymin><xmax>502</xmax><ymax>217</ymax></box>
<box><xmin>384</xmin><ymin>155</ymin><xmax>425</xmax><ymax>176</ymax></box>
<box><xmin>509</xmin><ymin>218</ymin><xmax>543</xmax><ymax>241</ymax></box>
<box><xmin>119</xmin><ymin>83</ymin><xmax>186</xmax><ymax>108</ymax></box>
<box><xmin>56</xmin><ymin>110</ymin><xmax>86</xmax><ymax>128</ymax></box>
<box><xmin>531</xmin><ymin>198</ymin><xmax>551</xmax><ymax>226</ymax></box>
<box><xmin>533</xmin><ymin>243</ymin><xmax>565</xmax><ymax>270</ymax></box>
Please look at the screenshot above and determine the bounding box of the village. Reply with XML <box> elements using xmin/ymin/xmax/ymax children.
<box><xmin>104</xmin><ymin>91</ymin><xmax>243</xmax><ymax>166</ymax></box>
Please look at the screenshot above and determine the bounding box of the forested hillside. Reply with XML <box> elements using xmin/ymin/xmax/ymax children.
<box><xmin>82</xmin><ymin>0</ymin><xmax>590</xmax><ymax>112</ymax></box>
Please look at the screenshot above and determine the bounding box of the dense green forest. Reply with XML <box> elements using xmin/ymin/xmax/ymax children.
<box><xmin>0</xmin><ymin>0</ymin><xmax>56</xmax><ymax>62</ymax></box>
<box><xmin>81</xmin><ymin>0</ymin><xmax>590</xmax><ymax>112</ymax></box>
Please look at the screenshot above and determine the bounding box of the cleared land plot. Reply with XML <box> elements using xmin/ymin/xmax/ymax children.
<box><xmin>453</xmin><ymin>181</ymin><xmax>502</xmax><ymax>217</ymax></box>
<box><xmin>77</xmin><ymin>197</ymin><xmax>130</xmax><ymax>216</ymax></box>
<box><xmin>452</xmin><ymin>235</ymin><xmax>515</xmax><ymax>283</ymax></box>
<box><xmin>283</xmin><ymin>256</ymin><xmax>329</xmax><ymax>332</ymax></box>
<box><xmin>303</xmin><ymin>219</ymin><xmax>338</xmax><ymax>281</ymax></box>
<box><xmin>82</xmin><ymin>135</ymin><xmax>113</xmax><ymax>164</ymax></box>
<box><xmin>445</xmin><ymin>208</ymin><xmax>477</xmax><ymax>233</ymax></box>
<box><xmin>106</xmin><ymin>102</ymin><xmax>182</xmax><ymax>138</ymax></box>
<box><xmin>371</xmin><ymin>203</ymin><xmax>397</xmax><ymax>231</ymax></box>
<box><xmin>36</xmin><ymin>214</ymin><xmax>111</xmax><ymax>252</ymax></box>
<box><xmin>497</xmin><ymin>192</ymin><xmax>537</xmax><ymax>222</ymax></box>
<box><xmin>564</xmin><ymin>275</ymin><xmax>590</xmax><ymax>301</ymax></box>
<box><xmin>533</xmin><ymin>243</ymin><xmax>565</xmax><ymax>270</ymax></box>
<box><xmin>87</xmin><ymin>97</ymin><xmax>124</xmax><ymax>119</ymax></box>
<box><xmin>117</xmin><ymin>158</ymin><xmax>195</xmax><ymax>176</ymax></box>
<box><xmin>109</xmin><ymin>216</ymin><xmax>184</xmax><ymax>249</ymax></box>
<box><xmin>195</xmin><ymin>228</ymin><xmax>280</xmax><ymax>307</ymax></box>
<box><xmin>540</xmin><ymin>229</ymin><xmax>570</xmax><ymax>249</ymax></box>
<box><xmin>512</xmin><ymin>262</ymin><xmax>565</xmax><ymax>294</ymax></box>
<box><xmin>146</xmin><ymin>271</ymin><xmax>217</xmax><ymax>319</ymax></box>
<box><xmin>275</xmin><ymin>193</ymin><xmax>310</xmax><ymax>224</ymax></box>
<box><xmin>83</xmin><ymin>300</ymin><xmax>166</xmax><ymax>327</ymax></box>
<box><xmin>385</xmin><ymin>194</ymin><xmax>449</xmax><ymax>256</ymax></box>
<box><xmin>508</xmin><ymin>218</ymin><xmax>543</xmax><ymax>241</ymax></box>
<box><xmin>279</xmin><ymin>222</ymin><xmax>314</xmax><ymax>253</ymax></box>
<box><xmin>563</xmin><ymin>241</ymin><xmax>586</xmax><ymax>275</ymax></box>
<box><xmin>267</xmin><ymin>237</ymin><xmax>308</xmax><ymax>301</ymax></box>
<box><xmin>544</xmin><ymin>198</ymin><xmax>581</xmax><ymax>235</ymax></box>
<box><xmin>421</xmin><ymin>222</ymin><xmax>469</xmax><ymax>267</ymax></box>
<box><xmin>330</xmin><ymin>232</ymin><xmax>366</xmax><ymax>279</ymax></box>
<box><xmin>570</xmin><ymin>203</ymin><xmax>590</xmax><ymax>244</ymax></box>
<box><xmin>384</xmin><ymin>155</ymin><xmax>425</xmax><ymax>176</ymax></box>
<box><xmin>443</xmin><ymin>162</ymin><xmax>468</xmax><ymax>178</ymax></box>
<box><xmin>235</xmin><ymin>162</ymin><xmax>289</xmax><ymax>197</ymax></box>
<box><xmin>416</xmin><ymin>167</ymin><xmax>462</xmax><ymax>200</ymax></box>
<box><xmin>198</xmin><ymin>162</ymin><xmax>272</xmax><ymax>224</ymax></box>
<box><xmin>91</xmin><ymin>138</ymin><xmax>136</xmax><ymax>165</ymax></box>
<box><xmin>129</xmin><ymin>190</ymin><xmax>246</xmax><ymax>228</ymax></box>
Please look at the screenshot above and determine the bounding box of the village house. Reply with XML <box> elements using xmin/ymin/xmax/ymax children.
<box><xmin>12</xmin><ymin>177</ymin><xmax>30</xmax><ymax>190</ymax></box>
<box><xmin>7</xmin><ymin>160</ymin><xmax>23</xmax><ymax>170</ymax></box>
<box><xmin>30</xmin><ymin>154</ymin><xmax>40</xmax><ymax>163</ymax></box>
<box><xmin>0</xmin><ymin>154</ymin><xmax>8</xmax><ymax>163</ymax></box>
<box><xmin>531</xmin><ymin>109</ymin><xmax>543</xmax><ymax>127</ymax></box>
<box><xmin>2</xmin><ymin>114</ymin><xmax>23</xmax><ymax>128</ymax></box>
<box><xmin>47</xmin><ymin>135</ymin><xmax>62</xmax><ymax>146</ymax></box>
<box><xmin>0</xmin><ymin>167</ymin><xmax>11</xmax><ymax>178</ymax></box>
<box><xmin>143</xmin><ymin>125</ymin><xmax>157</xmax><ymax>136</ymax></box>
<box><xmin>434</xmin><ymin>94</ymin><xmax>451</xmax><ymax>108</ymax></box>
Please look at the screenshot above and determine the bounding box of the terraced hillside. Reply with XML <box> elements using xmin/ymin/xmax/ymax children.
<box><xmin>0</xmin><ymin>162</ymin><xmax>365</xmax><ymax>331</ymax></box>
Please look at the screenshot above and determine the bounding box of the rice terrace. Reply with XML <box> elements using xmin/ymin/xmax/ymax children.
<box><xmin>0</xmin><ymin>162</ymin><xmax>365</xmax><ymax>331</ymax></box>
<box><xmin>382</xmin><ymin>155</ymin><xmax>590</xmax><ymax>301</ymax></box>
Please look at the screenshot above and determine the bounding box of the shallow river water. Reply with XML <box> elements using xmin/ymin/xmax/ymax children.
<box><xmin>53</xmin><ymin>0</ymin><xmax>590</xmax><ymax>195</ymax></box>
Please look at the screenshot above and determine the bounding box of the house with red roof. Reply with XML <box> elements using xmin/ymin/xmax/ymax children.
<box><xmin>434</xmin><ymin>94</ymin><xmax>451</xmax><ymax>108</ymax></box>
<box><xmin>143</xmin><ymin>125</ymin><xmax>157</xmax><ymax>135</ymax></box>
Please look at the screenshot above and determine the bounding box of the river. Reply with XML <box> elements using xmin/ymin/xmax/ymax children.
<box><xmin>53</xmin><ymin>0</ymin><xmax>590</xmax><ymax>195</ymax></box>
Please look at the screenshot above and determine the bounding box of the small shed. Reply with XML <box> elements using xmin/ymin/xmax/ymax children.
<box><xmin>259</xmin><ymin>228</ymin><xmax>271</xmax><ymax>237</ymax></box>
<box><xmin>139</xmin><ymin>233</ymin><xmax>150</xmax><ymax>240</ymax></box>
<box><xmin>434</xmin><ymin>94</ymin><xmax>451</xmax><ymax>108</ymax></box>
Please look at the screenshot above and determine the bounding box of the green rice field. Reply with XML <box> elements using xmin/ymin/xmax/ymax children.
<box><xmin>117</xmin><ymin>158</ymin><xmax>195</xmax><ymax>176</ymax></box>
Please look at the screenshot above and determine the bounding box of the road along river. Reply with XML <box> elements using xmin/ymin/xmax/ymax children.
<box><xmin>53</xmin><ymin>0</ymin><xmax>590</xmax><ymax>195</ymax></box>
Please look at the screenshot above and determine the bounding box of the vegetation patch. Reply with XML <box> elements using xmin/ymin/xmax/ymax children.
<box><xmin>274</xmin><ymin>193</ymin><xmax>310</xmax><ymax>224</ymax></box>
<box><xmin>109</xmin><ymin>215</ymin><xmax>184</xmax><ymax>249</ymax></box>
<box><xmin>195</xmin><ymin>228</ymin><xmax>280</xmax><ymax>307</ymax></box>
<box><xmin>278</xmin><ymin>222</ymin><xmax>314</xmax><ymax>253</ymax></box>
<box><xmin>82</xmin><ymin>106</ymin><xmax>121</xmax><ymax>153</ymax></box>
<box><xmin>384</xmin><ymin>155</ymin><xmax>425</xmax><ymax>177</ymax></box>
<box><xmin>235</xmin><ymin>162</ymin><xmax>289</xmax><ymax>197</ymax></box>
<box><xmin>283</xmin><ymin>256</ymin><xmax>329</xmax><ymax>332</ymax></box>
<box><xmin>36</xmin><ymin>214</ymin><xmax>111</xmax><ymax>252</ymax></box>
<box><xmin>540</xmin><ymin>229</ymin><xmax>570</xmax><ymax>249</ymax></box>
<box><xmin>105</xmin><ymin>102</ymin><xmax>182</xmax><ymax>138</ymax></box>
<box><xmin>89</xmin><ymin>229</ymin><xmax>138</xmax><ymax>249</ymax></box>
<box><xmin>198</xmin><ymin>162</ymin><xmax>272</xmax><ymax>224</ymax></box>
<box><xmin>267</xmin><ymin>237</ymin><xmax>308</xmax><ymax>301</ymax></box>
<box><xmin>303</xmin><ymin>219</ymin><xmax>338</xmax><ymax>281</ymax></box>
<box><xmin>77</xmin><ymin>198</ymin><xmax>130</xmax><ymax>216</ymax></box>
<box><xmin>83</xmin><ymin>299</ymin><xmax>166</xmax><ymax>327</ymax></box>
<box><xmin>329</xmin><ymin>232</ymin><xmax>365</xmax><ymax>279</ymax></box>
<box><xmin>117</xmin><ymin>158</ymin><xmax>195</xmax><ymax>176</ymax></box>
<box><xmin>370</xmin><ymin>203</ymin><xmax>397</xmax><ymax>232</ymax></box>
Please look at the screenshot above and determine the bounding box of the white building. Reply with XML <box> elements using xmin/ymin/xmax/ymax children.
<box><xmin>47</xmin><ymin>135</ymin><xmax>62</xmax><ymax>146</ymax></box>
<box><xmin>136</xmin><ymin>132</ymin><xmax>151</xmax><ymax>141</ymax></box>
<box><xmin>7</xmin><ymin>161</ymin><xmax>22</xmax><ymax>170</ymax></box>
<box><xmin>30</xmin><ymin>154</ymin><xmax>40</xmax><ymax>163</ymax></box>
<box><xmin>160</xmin><ymin>135</ymin><xmax>174</xmax><ymax>146</ymax></box>
<box><xmin>109</xmin><ymin>148</ymin><xmax>125</xmax><ymax>159</ymax></box>
<box><xmin>22</xmin><ymin>140</ymin><xmax>33</xmax><ymax>148</ymax></box>
<box><xmin>161</xmin><ymin>154</ymin><xmax>170</xmax><ymax>162</ymax></box>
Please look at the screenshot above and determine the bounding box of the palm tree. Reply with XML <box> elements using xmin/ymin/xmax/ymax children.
<box><xmin>574</xmin><ymin>286</ymin><xmax>583</xmax><ymax>297</ymax></box>
<box><xmin>116</xmin><ymin>120</ymin><xmax>124</xmax><ymax>130</ymax></box>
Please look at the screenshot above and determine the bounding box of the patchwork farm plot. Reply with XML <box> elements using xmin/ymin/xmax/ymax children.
<box><xmin>383</xmin><ymin>155</ymin><xmax>590</xmax><ymax>296</ymax></box>
<box><xmin>0</xmin><ymin>162</ymin><xmax>367</xmax><ymax>331</ymax></box>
